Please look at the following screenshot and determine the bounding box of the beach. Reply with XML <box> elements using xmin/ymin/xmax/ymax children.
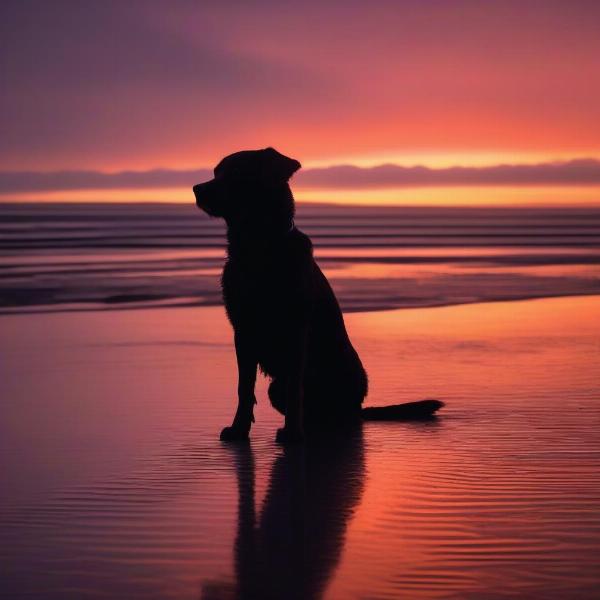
<box><xmin>2</xmin><ymin>295</ymin><xmax>600</xmax><ymax>599</ymax></box>
<box><xmin>4</xmin><ymin>1</ymin><xmax>600</xmax><ymax>597</ymax></box>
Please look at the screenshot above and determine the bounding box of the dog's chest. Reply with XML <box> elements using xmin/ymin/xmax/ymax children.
<box><xmin>221</xmin><ymin>259</ymin><xmax>279</xmax><ymax>323</ymax></box>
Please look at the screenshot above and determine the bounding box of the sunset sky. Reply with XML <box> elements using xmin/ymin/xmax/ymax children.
<box><xmin>2</xmin><ymin>0</ymin><xmax>600</xmax><ymax>205</ymax></box>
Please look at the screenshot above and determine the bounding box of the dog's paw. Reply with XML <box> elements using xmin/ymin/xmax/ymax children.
<box><xmin>220</xmin><ymin>425</ymin><xmax>250</xmax><ymax>442</ymax></box>
<box><xmin>275</xmin><ymin>426</ymin><xmax>305</xmax><ymax>444</ymax></box>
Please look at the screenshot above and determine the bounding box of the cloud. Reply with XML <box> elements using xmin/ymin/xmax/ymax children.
<box><xmin>2</xmin><ymin>159</ymin><xmax>600</xmax><ymax>194</ymax></box>
<box><xmin>0</xmin><ymin>1</ymin><xmax>341</xmax><ymax>169</ymax></box>
<box><xmin>0</xmin><ymin>169</ymin><xmax>212</xmax><ymax>193</ymax></box>
<box><xmin>297</xmin><ymin>159</ymin><xmax>600</xmax><ymax>189</ymax></box>
<box><xmin>0</xmin><ymin>2</ymin><xmax>324</xmax><ymax>91</ymax></box>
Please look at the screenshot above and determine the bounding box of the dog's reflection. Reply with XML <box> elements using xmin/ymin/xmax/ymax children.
<box><xmin>203</xmin><ymin>428</ymin><xmax>365</xmax><ymax>600</ymax></box>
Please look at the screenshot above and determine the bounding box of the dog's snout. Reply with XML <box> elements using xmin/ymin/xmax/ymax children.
<box><xmin>193</xmin><ymin>181</ymin><xmax>210</xmax><ymax>206</ymax></box>
<box><xmin>193</xmin><ymin>179</ymin><xmax>223</xmax><ymax>217</ymax></box>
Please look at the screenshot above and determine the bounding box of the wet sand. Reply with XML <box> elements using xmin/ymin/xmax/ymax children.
<box><xmin>1</xmin><ymin>296</ymin><xmax>600</xmax><ymax>599</ymax></box>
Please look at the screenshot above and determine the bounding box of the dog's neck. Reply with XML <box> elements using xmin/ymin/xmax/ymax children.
<box><xmin>225</xmin><ymin>185</ymin><xmax>296</xmax><ymax>259</ymax></box>
<box><xmin>226</xmin><ymin>217</ymin><xmax>295</xmax><ymax>258</ymax></box>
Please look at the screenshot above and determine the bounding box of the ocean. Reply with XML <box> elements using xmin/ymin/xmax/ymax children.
<box><xmin>1</xmin><ymin>202</ymin><xmax>600</xmax><ymax>313</ymax></box>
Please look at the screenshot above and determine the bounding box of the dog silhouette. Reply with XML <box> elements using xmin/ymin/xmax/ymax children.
<box><xmin>193</xmin><ymin>148</ymin><xmax>442</xmax><ymax>442</ymax></box>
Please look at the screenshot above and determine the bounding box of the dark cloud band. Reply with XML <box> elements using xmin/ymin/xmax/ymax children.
<box><xmin>299</xmin><ymin>159</ymin><xmax>600</xmax><ymax>189</ymax></box>
<box><xmin>2</xmin><ymin>159</ymin><xmax>600</xmax><ymax>194</ymax></box>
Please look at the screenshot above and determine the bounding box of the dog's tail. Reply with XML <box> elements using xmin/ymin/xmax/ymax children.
<box><xmin>361</xmin><ymin>399</ymin><xmax>444</xmax><ymax>421</ymax></box>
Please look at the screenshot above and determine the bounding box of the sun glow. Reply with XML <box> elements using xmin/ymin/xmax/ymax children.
<box><xmin>4</xmin><ymin>184</ymin><xmax>600</xmax><ymax>206</ymax></box>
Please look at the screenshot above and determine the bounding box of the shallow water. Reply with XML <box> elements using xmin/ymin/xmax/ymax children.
<box><xmin>1</xmin><ymin>296</ymin><xmax>599</xmax><ymax>599</ymax></box>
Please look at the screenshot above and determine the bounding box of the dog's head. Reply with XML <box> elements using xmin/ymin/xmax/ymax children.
<box><xmin>193</xmin><ymin>148</ymin><xmax>301</xmax><ymax>221</ymax></box>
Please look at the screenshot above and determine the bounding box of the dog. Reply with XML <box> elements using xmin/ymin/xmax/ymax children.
<box><xmin>193</xmin><ymin>147</ymin><xmax>443</xmax><ymax>443</ymax></box>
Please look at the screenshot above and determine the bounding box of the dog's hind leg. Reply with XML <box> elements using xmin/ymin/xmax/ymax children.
<box><xmin>268</xmin><ymin>378</ymin><xmax>286</xmax><ymax>416</ymax></box>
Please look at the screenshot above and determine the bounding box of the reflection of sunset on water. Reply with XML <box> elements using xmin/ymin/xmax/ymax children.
<box><xmin>2</xmin><ymin>296</ymin><xmax>599</xmax><ymax>598</ymax></box>
<box><xmin>332</xmin><ymin>296</ymin><xmax>600</xmax><ymax>598</ymax></box>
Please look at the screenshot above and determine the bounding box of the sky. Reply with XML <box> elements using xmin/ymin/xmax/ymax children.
<box><xmin>2</xmin><ymin>0</ymin><xmax>600</xmax><ymax>205</ymax></box>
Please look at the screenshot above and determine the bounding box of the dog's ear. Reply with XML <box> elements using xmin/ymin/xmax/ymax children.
<box><xmin>262</xmin><ymin>147</ymin><xmax>301</xmax><ymax>182</ymax></box>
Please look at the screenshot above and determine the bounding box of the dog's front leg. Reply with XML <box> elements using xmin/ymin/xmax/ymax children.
<box><xmin>276</xmin><ymin>326</ymin><xmax>307</xmax><ymax>444</ymax></box>
<box><xmin>220</xmin><ymin>329</ymin><xmax>257</xmax><ymax>441</ymax></box>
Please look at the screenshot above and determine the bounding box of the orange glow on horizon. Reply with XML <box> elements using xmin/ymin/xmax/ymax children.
<box><xmin>4</xmin><ymin>184</ymin><xmax>600</xmax><ymax>207</ymax></box>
